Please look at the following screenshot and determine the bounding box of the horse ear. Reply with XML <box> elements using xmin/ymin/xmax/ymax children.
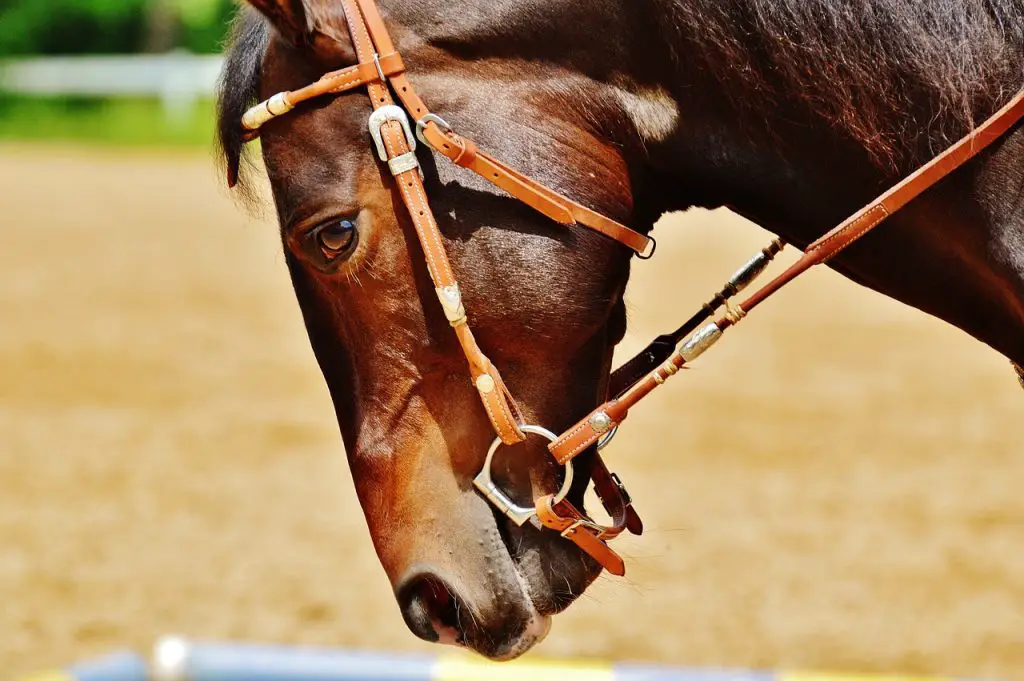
<box><xmin>244</xmin><ymin>0</ymin><xmax>313</xmax><ymax>46</ymax></box>
<box><xmin>245</xmin><ymin>0</ymin><xmax>355</xmax><ymax>62</ymax></box>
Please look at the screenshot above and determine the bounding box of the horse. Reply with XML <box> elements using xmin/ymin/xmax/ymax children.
<box><xmin>216</xmin><ymin>0</ymin><xmax>1024</xmax><ymax>661</ymax></box>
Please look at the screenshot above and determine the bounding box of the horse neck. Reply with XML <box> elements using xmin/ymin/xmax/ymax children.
<box><xmin>633</xmin><ymin>0</ymin><xmax>1024</xmax><ymax>365</ymax></box>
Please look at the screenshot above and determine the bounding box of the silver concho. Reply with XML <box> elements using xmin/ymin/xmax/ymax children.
<box><xmin>589</xmin><ymin>411</ymin><xmax>613</xmax><ymax>434</ymax></box>
<box><xmin>436</xmin><ymin>284</ymin><xmax>466</xmax><ymax>324</ymax></box>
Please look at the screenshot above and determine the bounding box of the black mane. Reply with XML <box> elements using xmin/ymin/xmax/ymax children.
<box><xmin>662</xmin><ymin>0</ymin><xmax>1024</xmax><ymax>168</ymax></box>
<box><xmin>216</xmin><ymin>0</ymin><xmax>1024</xmax><ymax>186</ymax></box>
<box><xmin>216</xmin><ymin>7</ymin><xmax>269</xmax><ymax>204</ymax></box>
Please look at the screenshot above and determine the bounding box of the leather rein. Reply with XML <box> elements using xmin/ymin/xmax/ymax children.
<box><xmin>236</xmin><ymin>0</ymin><xmax>1024</xmax><ymax>577</ymax></box>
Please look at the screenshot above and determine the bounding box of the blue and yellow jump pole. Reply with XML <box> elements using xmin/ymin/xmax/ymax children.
<box><xmin>152</xmin><ymin>636</ymin><xmax>770</xmax><ymax>681</ymax></box>
<box><xmin>18</xmin><ymin>652</ymin><xmax>148</xmax><ymax>681</ymax></box>
<box><xmin>17</xmin><ymin>636</ymin><xmax>974</xmax><ymax>681</ymax></box>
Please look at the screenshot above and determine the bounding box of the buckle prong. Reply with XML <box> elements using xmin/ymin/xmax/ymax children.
<box><xmin>561</xmin><ymin>518</ymin><xmax>608</xmax><ymax>541</ymax></box>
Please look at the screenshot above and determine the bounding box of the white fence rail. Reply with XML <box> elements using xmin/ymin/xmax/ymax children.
<box><xmin>0</xmin><ymin>53</ymin><xmax>225</xmax><ymax>122</ymax></box>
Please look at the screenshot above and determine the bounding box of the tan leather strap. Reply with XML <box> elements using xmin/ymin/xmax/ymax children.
<box><xmin>346</xmin><ymin>0</ymin><xmax>525</xmax><ymax>445</ymax></box>
<box><xmin>240</xmin><ymin>0</ymin><xmax>653</xmax><ymax>257</ymax></box>
<box><xmin>417</xmin><ymin>125</ymin><xmax>654</xmax><ymax>255</ymax></box>
<box><xmin>533</xmin><ymin>454</ymin><xmax>642</xmax><ymax>575</ymax></box>
<box><xmin>535</xmin><ymin>496</ymin><xmax>626</xmax><ymax>576</ymax></box>
<box><xmin>733</xmin><ymin>90</ymin><xmax>1024</xmax><ymax>322</ymax></box>
<box><xmin>353</xmin><ymin>0</ymin><xmax>654</xmax><ymax>256</ymax></box>
<box><xmin>608</xmin><ymin>239</ymin><xmax>786</xmax><ymax>395</ymax></box>
<box><xmin>550</xmin><ymin>88</ymin><xmax>1024</xmax><ymax>464</ymax></box>
<box><xmin>240</xmin><ymin>52</ymin><xmax>406</xmax><ymax>133</ymax></box>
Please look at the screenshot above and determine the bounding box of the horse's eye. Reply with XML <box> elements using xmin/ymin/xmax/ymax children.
<box><xmin>315</xmin><ymin>219</ymin><xmax>357</xmax><ymax>259</ymax></box>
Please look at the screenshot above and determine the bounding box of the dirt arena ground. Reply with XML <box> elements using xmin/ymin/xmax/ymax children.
<box><xmin>1</xmin><ymin>146</ymin><xmax>1021</xmax><ymax>680</ymax></box>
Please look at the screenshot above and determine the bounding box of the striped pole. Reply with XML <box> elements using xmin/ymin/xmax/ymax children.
<box><xmin>15</xmin><ymin>638</ymin><xmax>980</xmax><ymax>681</ymax></box>
<box><xmin>150</xmin><ymin>637</ymin><xmax>965</xmax><ymax>681</ymax></box>
<box><xmin>17</xmin><ymin>652</ymin><xmax>148</xmax><ymax>681</ymax></box>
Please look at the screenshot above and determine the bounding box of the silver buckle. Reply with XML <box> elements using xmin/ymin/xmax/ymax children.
<box><xmin>415</xmin><ymin>112</ymin><xmax>454</xmax><ymax>148</ymax></box>
<box><xmin>561</xmin><ymin>518</ymin><xmax>608</xmax><ymax>541</ymax></box>
<box><xmin>368</xmin><ymin>105</ymin><xmax>417</xmax><ymax>162</ymax></box>
<box><xmin>473</xmin><ymin>424</ymin><xmax>574</xmax><ymax>527</ymax></box>
<box><xmin>610</xmin><ymin>472</ymin><xmax>632</xmax><ymax>507</ymax></box>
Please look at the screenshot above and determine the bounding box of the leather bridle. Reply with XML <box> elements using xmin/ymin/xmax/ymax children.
<box><xmin>236</xmin><ymin>0</ymin><xmax>1024</xmax><ymax>577</ymax></box>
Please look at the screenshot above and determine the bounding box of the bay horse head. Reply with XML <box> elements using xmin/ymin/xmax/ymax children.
<box><xmin>218</xmin><ymin>0</ymin><xmax>675</xmax><ymax>660</ymax></box>
<box><xmin>217</xmin><ymin>0</ymin><xmax>1024</xmax><ymax>662</ymax></box>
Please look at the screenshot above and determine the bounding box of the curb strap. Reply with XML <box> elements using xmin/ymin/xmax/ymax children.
<box><xmin>549</xmin><ymin>88</ymin><xmax>1024</xmax><ymax>464</ymax></box>
<box><xmin>535</xmin><ymin>452</ymin><xmax>641</xmax><ymax>576</ymax></box>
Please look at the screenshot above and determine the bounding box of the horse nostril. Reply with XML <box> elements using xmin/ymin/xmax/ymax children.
<box><xmin>396</xmin><ymin>573</ymin><xmax>463</xmax><ymax>645</ymax></box>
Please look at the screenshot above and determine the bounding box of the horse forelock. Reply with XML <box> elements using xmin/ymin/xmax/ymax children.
<box><xmin>217</xmin><ymin>7</ymin><xmax>270</xmax><ymax>209</ymax></box>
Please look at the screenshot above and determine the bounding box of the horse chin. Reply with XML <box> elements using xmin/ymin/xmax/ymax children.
<box><xmin>478</xmin><ymin>610</ymin><xmax>553</xmax><ymax>662</ymax></box>
<box><xmin>505</xmin><ymin>521</ymin><xmax>604</xmax><ymax>616</ymax></box>
<box><xmin>499</xmin><ymin>611</ymin><xmax>553</xmax><ymax>660</ymax></box>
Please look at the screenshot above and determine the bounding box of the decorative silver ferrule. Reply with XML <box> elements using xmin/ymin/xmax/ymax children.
<box><xmin>726</xmin><ymin>239</ymin><xmax>785</xmax><ymax>295</ymax></box>
<box><xmin>242</xmin><ymin>92</ymin><xmax>294</xmax><ymax>131</ymax></box>
<box><xmin>436</xmin><ymin>284</ymin><xmax>467</xmax><ymax>325</ymax></box>
<box><xmin>680</xmin><ymin>323</ymin><xmax>723</xmax><ymax>363</ymax></box>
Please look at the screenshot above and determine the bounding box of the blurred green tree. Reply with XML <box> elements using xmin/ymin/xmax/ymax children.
<box><xmin>0</xmin><ymin>0</ymin><xmax>236</xmax><ymax>56</ymax></box>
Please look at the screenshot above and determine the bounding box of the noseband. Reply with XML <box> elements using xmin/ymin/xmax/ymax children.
<box><xmin>237</xmin><ymin>0</ymin><xmax>1024</xmax><ymax>577</ymax></box>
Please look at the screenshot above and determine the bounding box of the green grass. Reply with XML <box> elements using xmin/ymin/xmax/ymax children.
<box><xmin>0</xmin><ymin>95</ymin><xmax>216</xmax><ymax>147</ymax></box>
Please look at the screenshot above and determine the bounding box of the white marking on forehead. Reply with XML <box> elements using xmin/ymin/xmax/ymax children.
<box><xmin>611</xmin><ymin>81</ymin><xmax>680</xmax><ymax>143</ymax></box>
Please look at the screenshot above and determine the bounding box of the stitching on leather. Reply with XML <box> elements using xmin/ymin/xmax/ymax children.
<box><xmin>497</xmin><ymin>381</ymin><xmax>525</xmax><ymax>441</ymax></box>
<box><xmin>553</xmin><ymin>420</ymin><xmax>593</xmax><ymax>464</ymax></box>
<box><xmin>488</xmin><ymin>371</ymin><xmax>522</xmax><ymax>443</ymax></box>
<box><xmin>554</xmin><ymin>421</ymin><xmax>588</xmax><ymax>457</ymax></box>
<box><xmin>492</xmin><ymin>392</ymin><xmax>520</xmax><ymax>442</ymax></box>
<box><xmin>382</xmin><ymin>128</ymin><xmax>437</xmax><ymax>279</ymax></box>
<box><xmin>383</xmin><ymin>127</ymin><xmax>453</xmax><ymax>284</ymax></box>
<box><xmin>408</xmin><ymin>164</ymin><xmax>456</xmax><ymax>284</ymax></box>
<box><xmin>383</xmin><ymin>125</ymin><xmax>454</xmax><ymax>284</ymax></box>
<box><xmin>564</xmin><ymin>431</ymin><xmax>600</xmax><ymax>461</ymax></box>
<box><xmin>479</xmin><ymin>387</ymin><xmax>503</xmax><ymax>440</ymax></box>
<box><xmin>326</xmin><ymin>72</ymin><xmax>363</xmax><ymax>94</ymax></box>
<box><xmin>344</xmin><ymin>0</ymin><xmax>375</xmax><ymax>63</ymax></box>
<box><xmin>344</xmin><ymin>0</ymin><xmax>390</xmax><ymax>105</ymax></box>
<box><xmin>814</xmin><ymin>205</ymin><xmax>890</xmax><ymax>253</ymax></box>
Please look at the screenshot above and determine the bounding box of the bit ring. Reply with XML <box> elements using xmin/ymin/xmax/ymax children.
<box><xmin>473</xmin><ymin>424</ymin><xmax>574</xmax><ymax>527</ymax></box>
